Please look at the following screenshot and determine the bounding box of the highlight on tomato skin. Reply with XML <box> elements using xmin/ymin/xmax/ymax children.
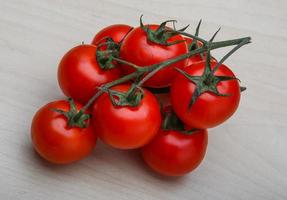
<box><xmin>91</xmin><ymin>24</ymin><xmax>133</xmax><ymax>45</ymax></box>
<box><xmin>141</xmin><ymin>129</ymin><xmax>208</xmax><ymax>177</ymax></box>
<box><xmin>57</xmin><ymin>44</ymin><xmax>121</xmax><ymax>104</ymax></box>
<box><xmin>120</xmin><ymin>25</ymin><xmax>188</xmax><ymax>88</ymax></box>
<box><xmin>31</xmin><ymin>100</ymin><xmax>97</xmax><ymax>164</ymax></box>
<box><xmin>92</xmin><ymin>84</ymin><xmax>162</xmax><ymax>150</ymax></box>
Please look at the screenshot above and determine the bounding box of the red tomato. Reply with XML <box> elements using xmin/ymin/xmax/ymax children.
<box><xmin>142</xmin><ymin>129</ymin><xmax>208</xmax><ymax>176</ymax></box>
<box><xmin>92</xmin><ymin>84</ymin><xmax>161</xmax><ymax>149</ymax></box>
<box><xmin>31</xmin><ymin>100</ymin><xmax>96</xmax><ymax>164</ymax></box>
<box><xmin>92</xmin><ymin>24</ymin><xmax>133</xmax><ymax>45</ymax></box>
<box><xmin>171</xmin><ymin>61</ymin><xmax>241</xmax><ymax>129</ymax></box>
<box><xmin>120</xmin><ymin>25</ymin><xmax>188</xmax><ymax>88</ymax></box>
<box><xmin>58</xmin><ymin>44</ymin><xmax>121</xmax><ymax>104</ymax></box>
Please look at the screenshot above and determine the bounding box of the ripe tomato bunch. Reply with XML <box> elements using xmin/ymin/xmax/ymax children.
<box><xmin>31</xmin><ymin>16</ymin><xmax>251</xmax><ymax>176</ymax></box>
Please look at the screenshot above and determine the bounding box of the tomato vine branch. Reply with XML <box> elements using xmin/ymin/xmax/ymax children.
<box><xmin>71</xmin><ymin>28</ymin><xmax>251</xmax><ymax>125</ymax></box>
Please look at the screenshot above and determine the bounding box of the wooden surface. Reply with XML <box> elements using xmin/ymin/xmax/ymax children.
<box><xmin>1</xmin><ymin>0</ymin><xmax>287</xmax><ymax>199</ymax></box>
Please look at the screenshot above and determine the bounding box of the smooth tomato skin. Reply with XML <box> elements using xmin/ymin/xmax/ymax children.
<box><xmin>171</xmin><ymin>61</ymin><xmax>241</xmax><ymax>129</ymax></box>
<box><xmin>92</xmin><ymin>24</ymin><xmax>133</xmax><ymax>45</ymax></box>
<box><xmin>142</xmin><ymin>129</ymin><xmax>208</xmax><ymax>176</ymax></box>
<box><xmin>31</xmin><ymin>100</ymin><xmax>97</xmax><ymax>164</ymax></box>
<box><xmin>58</xmin><ymin>45</ymin><xmax>121</xmax><ymax>104</ymax></box>
<box><xmin>120</xmin><ymin>25</ymin><xmax>188</xmax><ymax>88</ymax></box>
<box><xmin>92</xmin><ymin>84</ymin><xmax>162</xmax><ymax>149</ymax></box>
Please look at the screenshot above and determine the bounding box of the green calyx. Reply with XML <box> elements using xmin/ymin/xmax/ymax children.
<box><xmin>176</xmin><ymin>66</ymin><xmax>237</xmax><ymax>108</ymax></box>
<box><xmin>99</xmin><ymin>84</ymin><xmax>144</xmax><ymax>107</ymax></box>
<box><xmin>161</xmin><ymin>108</ymin><xmax>199</xmax><ymax>135</ymax></box>
<box><xmin>96</xmin><ymin>37</ymin><xmax>121</xmax><ymax>70</ymax></box>
<box><xmin>188</xmin><ymin>19</ymin><xmax>202</xmax><ymax>51</ymax></box>
<box><xmin>177</xmin><ymin>34</ymin><xmax>250</xmax><ymax>109</ymax></box>
<box><xmin>52</xmin><ymin>98</ymin><xmax>90</xmax><ymax>128</ymax></box>
<box><xmin>140</xmin><ymin>15</ymin><xmax>188</xmax><ymax>46</ymax></box>
<box><xmin>187</xmin><ymin>19</ymin><xmax>205</xmax><ymax>60</ymax></box>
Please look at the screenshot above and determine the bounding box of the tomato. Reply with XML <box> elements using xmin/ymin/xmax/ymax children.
<box><xmin>171</xmin><ymin>61</ymin><xmax>241</xmax><ymax>129</ymax></box>
<box><xmin>31</xmin><ymin>100</ymin><xmax>96</xmax><ymax>164</ymax></box>
<box><xmin>92</xmin><ymin>84</ymin><xmax>161</xmax><ymax>149</ymax></box>
<box><xmin>120</xmin><ymin>25</ymin><xmax>188</xmax><ymax>88</ymax></box>
<box><xmin>142</xmin><ymin>129</ymin><xmax>208</xmax><ymax>176</ymax></box>
<box><xmin>92</xmin><ymin>24</ymin><xmax>133</xmax><ymax>45</ymax></box>
<box><xmin>58</xmin><ymin>44</ymin><xmax>121</xmax><ymax>104</ymax></box>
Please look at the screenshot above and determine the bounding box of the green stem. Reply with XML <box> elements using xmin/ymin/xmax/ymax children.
<box><xmin>210</xmin><ymin>37</ymin><xmax>251</xmax><ymax>49</ymax></box>
<box><xmin>80</xmin><ymin>71</ymin><xmax>140</xmax><ymax>112</ymax></box>
<box><xmin>177</xmin><ymin>31</ymin><xmax>208</xmax><ymax>45</ymax></box>
<box><xmin>212</xmin><ymin>37</ymin><xmax>251</xmax><ymax>73</ymax></box>
<box><xmin>112</xmin><ymin>57</ymin><xmax>143</xmax><ymax>71</ymax></box>
<box><xmin>135</xmin><ymin>47</ymin><xmax>210</xmax><ymax>87</ymax></box>
<box><xmin>80</xmin><ymin>36</ymin><xmax>251</xmax><ymax>113</ymax></box>
<box><xmin>136</xmin><ymin>37</ymin><xmax>251</xmax><ymax>87</ymax></box>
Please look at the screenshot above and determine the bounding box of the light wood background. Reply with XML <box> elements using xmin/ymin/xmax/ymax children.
<box><xmin>1</xmin><ymin>0</ymin><xmax>287</xmax><ymax>199</ymax></box>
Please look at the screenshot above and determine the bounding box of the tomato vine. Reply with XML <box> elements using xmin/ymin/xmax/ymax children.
<box><xmin>61</xmin><ymin>19</ymin><xmax>251</xmax><ymax>128</ymax></box>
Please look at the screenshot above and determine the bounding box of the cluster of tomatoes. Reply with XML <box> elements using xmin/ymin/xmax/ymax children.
<box><xmin>31</xmin><ymin>17</ymin><xmax>250</xmax><ymax>176</ymax></box>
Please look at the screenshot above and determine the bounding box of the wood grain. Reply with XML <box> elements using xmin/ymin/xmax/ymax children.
<box><xmin>0</xmin><ymin>0</ymin><xmax>287</xmax><ymax>199</ymax></box>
